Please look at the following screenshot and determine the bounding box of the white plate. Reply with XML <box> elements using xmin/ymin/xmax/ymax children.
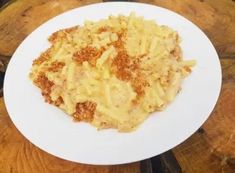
<box><xmin>4</xmin><ymin>2</ymin><xmax>221</xmax><ymax>165</ymax></box>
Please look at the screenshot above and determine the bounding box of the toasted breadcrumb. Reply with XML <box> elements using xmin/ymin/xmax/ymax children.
<box><xmin>48</xmin><ymin>61</ymin><xmax>65</xmax><ymax>72</ymax></box>
<box><xmin>73</xmin><ymin>101</ymin><xmax>97</xmax><ymax>122</ymax></box>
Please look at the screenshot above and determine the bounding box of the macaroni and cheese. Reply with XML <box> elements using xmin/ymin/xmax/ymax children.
<box><xmin>29</xmin><ymin>13</ymin><xmax>195</xmax><ymax>132</ymax></box>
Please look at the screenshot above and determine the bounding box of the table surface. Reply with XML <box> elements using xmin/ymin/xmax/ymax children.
<box><xmin>0</xmin><ymin>0</ymin><xmax>235</xmax><ymax>172</ymax></box>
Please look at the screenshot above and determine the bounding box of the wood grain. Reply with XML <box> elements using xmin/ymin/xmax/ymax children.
<box><xmin>0</xmin><ymin>99</ymin><xmax>140</xmax><ymax>173</ymax></box>
<box><xmin>0</xmin><ymin>0</ymin><xmax>102</xmax><ymax>57</ymax></box>
<box><xmin>137</xmin><ymin>0</ymin><xmax>235</xmax><ymax>58</ymax></box>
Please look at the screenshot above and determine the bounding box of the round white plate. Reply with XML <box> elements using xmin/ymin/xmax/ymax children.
<box><xmin>4</xmin><ymin>2</ymin><xmax>221</xmax><ymax>165</ymax></box>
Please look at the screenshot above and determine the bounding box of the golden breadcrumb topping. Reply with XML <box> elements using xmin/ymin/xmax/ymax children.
<box><xmin>73</xmin><ymin>101</ymin><xmax>97</xmax><ymax>122</ymax></box>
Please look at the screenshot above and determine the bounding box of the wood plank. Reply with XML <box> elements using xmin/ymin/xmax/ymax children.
<box><xmin>172</xmin><ymin>58</ymin><xmax>235</xmax><ymax>173</ymax></box>
<box><xmin>173</xmin><ymin>132</ymin><xmax>224</xmax><ymax>173</ymax></box>
<box><xmin>0</xmin><ymin>99</ymin><xmax>140</xmax><ymax>173</ymax></box>
<box><xmin>137</xmin><ymin>0</ymin><xmax>235</xmax><ymax>58</ymax></box>
<box><xmin>0</xmin><ymin>0</ymin><xmax>102</xmax><ymax>57</ymax></box>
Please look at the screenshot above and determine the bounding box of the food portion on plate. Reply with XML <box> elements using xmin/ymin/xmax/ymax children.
<box><xmin>29</xmin><ymin>12</ymin><xmax>195</xmax><ymax>132</ymax></box>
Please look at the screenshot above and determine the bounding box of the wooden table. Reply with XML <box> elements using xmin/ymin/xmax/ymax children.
<box><xmin>0</xmin><ymin>0</ymin><xmax>235</xmax><ymax>172</ymax></box>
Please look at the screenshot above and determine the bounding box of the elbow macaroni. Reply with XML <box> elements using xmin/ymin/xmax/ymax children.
<box><xmin>29</xmin><ymin>13</ymin><xmax>195</xmax><ymax>132</ymax></box>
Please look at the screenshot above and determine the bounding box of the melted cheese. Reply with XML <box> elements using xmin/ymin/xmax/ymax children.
<box><xmin>29</xmin><ymin>13</ymin><xmax>195</xmax><ymax>132</ymax></box>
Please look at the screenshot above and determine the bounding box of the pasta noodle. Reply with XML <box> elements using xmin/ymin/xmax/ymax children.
<box><xmin>29</xmin><ymin>13</ymin><xmax>195</xmax><ymax>132</ymax></box>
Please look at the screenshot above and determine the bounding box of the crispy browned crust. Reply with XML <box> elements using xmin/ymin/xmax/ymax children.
<box><xmin>32</xmin><ymin>49</ymin><xmax>51</xmax><ymax>66</ymax></box>
<box><xmin>73</xmin><ymin>46</ymin><xmax>103</xmax><ymax>66</ymax></box>
<box><xmin>33</xmin><ymin>73</ymin><xmax>64</xmax><ymax>106</ymax></box>
<box><xmin>48</xmin><ymin>26</ymin><xmax>79</xmax><ymax>43</ymax></box>
<box><xmin>73</xmin><ymin>101</ymin><xmax>97</xmax><ymax>122</ymax></box>
<box><xmin>110</xmin><ymin>30</ymin><xmax>149</xmax><ymax>101</ymax></box>
<box><xmin>97</xmin><ymin>26</ymin><xmax>113</xmax><ymax>33</ymax></box>
<box><xmin>54</xmin><ymin>96</ymin><xmax>64</xmax><ymax>106</ymax></box>
<box><xmin>47</xmin><ymin>61</ymin><xmax>65</xmax><ymax>72</ymax></box>
<box><xmin>33</xmin><ymin>73</ymin><xmax>54</xmax><ymax>103</ymax></box>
